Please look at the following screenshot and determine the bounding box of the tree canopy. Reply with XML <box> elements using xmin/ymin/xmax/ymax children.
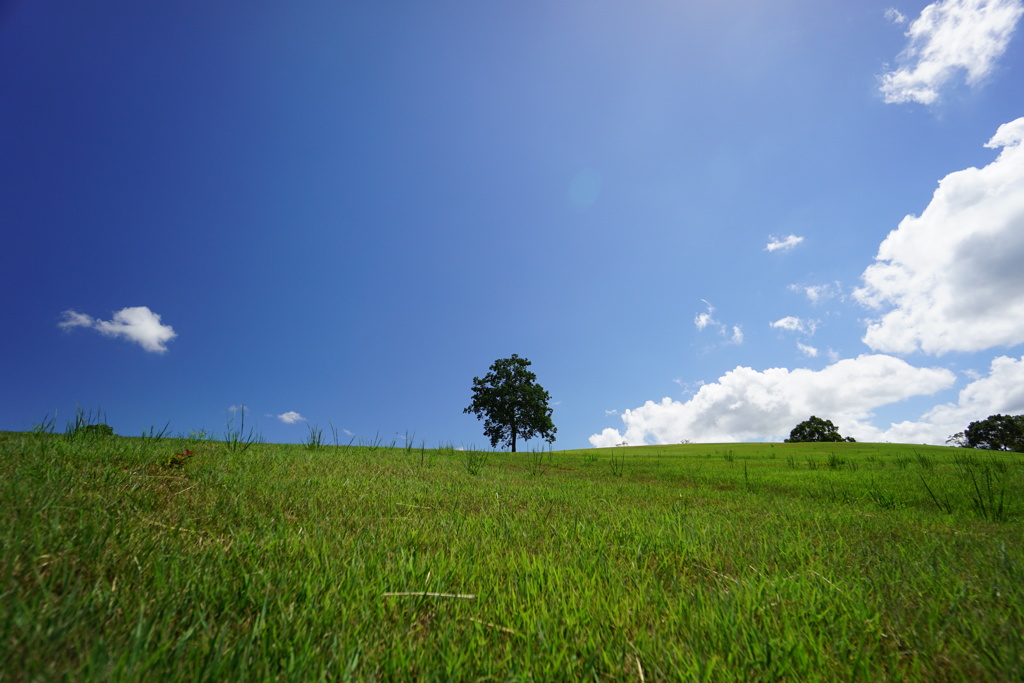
<box><xmin>71</xmin><ymin>423</ymin><xmax>114</xmax><ymax>439</ymax></box>
<box><xmin>464</xmin><ymin>354</ymin><xmax>556</xmax><ymax>453</ymax></box>
<box><xmin>957</xmin><ymin>414</ymin><xmax>1024</xmax><ymax>452</ymax></box>
<box><xmin>784</xmin><ymin>416</ymin><xmax>854</xmax><ymax>443</ymax></box>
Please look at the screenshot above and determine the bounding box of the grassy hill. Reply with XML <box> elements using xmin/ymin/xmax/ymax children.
<box><xmin>2</xmin><ymin>430</ymin><xmax>1022</xmax><ymax>680</ymax></box>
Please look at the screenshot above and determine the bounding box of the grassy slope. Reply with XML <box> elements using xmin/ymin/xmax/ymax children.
<box><xmin>2</xmin><ymin>432</ymin><xmax>1023</xmax><ymax>681</ymax></box>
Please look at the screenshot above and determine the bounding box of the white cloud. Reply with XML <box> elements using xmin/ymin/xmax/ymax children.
<box><xmin>58</xmin><ymin>311</ymin><xmax>95</xmax><ymax>329</ymax></box>
<box><xmin>673</xmin><ymin>378</ymin><xmax>706</xmax><ymax>395</ymax></box>
<box><xmin>864</xmin><ymin>354</ymin><xmax>1024</xmax><ymax>443</ymax></box>
<box><xmin>771</xmin><ymin>316</ymin><xmax>817</xmax><ymax>335</ymax></box>
<box><xmin>694</xmin><ymin>301</ymin><xmax>743</xmax><ymax>344</ymax></box>
<box><xmin>789</xmin><ymin>282</ymin><xmax>842</xmax><ymax>304</ymax></box>
<box><xmin>694</xmin><ymin>312</ymin><xmax>715</xmax><ymax>331</ymax></box>
<box><xmin>797</xmin><ymin>343</ymin><xmax>819</xmax><ymax>358</ymax></box>
<box><xmin>59</xmin><ymin>306</ymin><xmax>177</xmax><ymax>353</ymax></box>
<box><xmin>886</xmin><ymin>7</ymin><xmax>909</xmax><ymax>24</ymax></box>
<box><xmin>855</xmin><ymin>118</ymin><xmax>1024</xmax><ymax>354</ymax></box>
<box><xmin>771</xmin><ymin>316</ymin><xmax>803</xmax><ymax>332</ymax></box>
<box><xmin>588</xmin><ymin>355</ymin><xmax>955</xmax><ymax>447</ymax></box>
<box><xmin>277</xmin><ymin>411</ymin><xmax>306</xmax><ymax>424</ymax></box>
<box><xmin>765</xmin><ymin>234</ymin><xmax>805</xmax><ymax>252</ymax></box>
<box><xmin>589</xmin><ymin>429</ymin><xmax>632</xmax><ymax>447</ymax></box>
<box><xmin>804</xmin><ymin>285</ymin><xmax>832</xmax><ymax>303</ymax></box>
<box><xmin>694</xmin><ymin>300</ymin><xmax>716</xmax><ymax>331</ymax></box>
<box><xmin>879</xmin><ymin>0</ymin><xmax>1024</xmax><ymax>105</ymax></box>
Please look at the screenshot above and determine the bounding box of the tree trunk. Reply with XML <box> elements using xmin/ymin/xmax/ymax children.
<box><xmin>511</xmin><ymin>427</ymin><xmax>517</xmax><ymax>453</ymax></box>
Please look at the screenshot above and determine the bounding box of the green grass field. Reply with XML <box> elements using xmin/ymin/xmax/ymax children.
<box><xmin>2</xmin><ymin>428</ymin><xmax>1022</xmax><ymax>681</ymax></box>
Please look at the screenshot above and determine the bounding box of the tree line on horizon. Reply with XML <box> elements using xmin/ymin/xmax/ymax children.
<box><xmin>32</xmin><ymin>357</ymin><xmax>1024</xmax><ymax>455</ymax></box>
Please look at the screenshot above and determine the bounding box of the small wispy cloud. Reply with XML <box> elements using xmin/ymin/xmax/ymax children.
<box><xmin>879</xmin><ymin>0</ymin><xmax>1024</xmax><ymax>105</ymax></box>
<box><xmin>770</xmin><ymin>316</ymin><xmax>817</xmax><ymax>335</ymax></box>
<box><xmin>673</xmin><ymin>378</ymin><xmax>706</xmax><ymax>396</ymax></box>
<box><xmin>60</xmin><ymin>311</ymin><xmax>94</xmax><ymax>328</ymax></box>
<box><xmin>276</xmin><ymin>411</ymin><xmax>306</xmax><ymax>424</ymax></box>
<box><xmin>765</xmin><ymin>234</ymin><xmax>804</xmax><ymax>252</ymax></box>
<box><xmin>605</xmin><ymin>409</ymin><xmax>620</xmax><ymax>416</ymax></box>
<box><xmin>694</xmin><ymin>299</ymin><xmax>717</xmax><ymax>331</ymax></box>
<box><xmin>59</xmin><ymin>306</ymin><xmax>177</xmax><ymax>353</ymax></box>
<box><xmin>886</xmin><ymin>7</ymin><xmax>908</xmax><ymax>24</ymax></box>
<box><xmin>797</xmin><ymin>342</ymin><xmax>820</xmax><ymax>358</ymax></box>
<box><xmin>788</xmin><ymin>282</ymin><xmax>842</xmax><ymax>304</ymax></box>
<box><xmin>695</xmin><ymin>300</ymin><xmax>744</xmax><ymax>345</ymax></box>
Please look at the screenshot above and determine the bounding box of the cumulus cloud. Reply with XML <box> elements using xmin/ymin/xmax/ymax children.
<box><xmin>771</xmin><ymin>316</ymin><xmax>817</xmax><ymax>335</ymax></box>
<box><xmin>765</xmin><ymin>234</ymin><xmax>804</xmax><ymax>252</ymax></box>
<box><xmin>59</xmin><ymin>306</ymin><xmax>177</xmax><ymax>353</ymax></box>
<box><xmin>879</xmin><ymin>0</ymin><xmax>1023</xmax><ymax>105</ymax></box>
<box><xmin>855</xmin><ymin>118</ymin><xmax>1024</xmax><ymax>354</ymax></box>
<box><xmin>864</xmin><ymin>355</ymin><xmax>1024</xmax><ymax>443</ymax></box>
<box><xmin>277</xmin><ymin>411</ymin><xmax>306</xmax><ymax>424</ymax></box>
<box><xmin>588</xmin><ymin>355</ymin><xmax>955</xmax><ymax>447</ymax></box>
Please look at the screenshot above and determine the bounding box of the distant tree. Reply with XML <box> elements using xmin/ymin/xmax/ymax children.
<box><xmin>962</xmin><ymin>414</ymin><xmax>1024</xmax><ymax>452</ymax></box>
<box><xmin>946</xmin><ymin>432</ymin><xmax>968</xmax><ymax>448</ymax></box>
<box><xmin>72</xmin><ymin>423</ymin><xmax>114</xmax><ymax>439</ymax></box>
<box><xmin>785</xmin><ymin>416</ymin><xmax>853</xmax><ymax>443</ymax></box>
<box><xmin>464</xmin><ymin>354</ymin><xmax>556</xmax><ymax>452</ymax></box>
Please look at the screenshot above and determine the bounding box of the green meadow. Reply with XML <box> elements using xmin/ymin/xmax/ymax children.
<box><xmin>2</xmin><ymin>428</ymin><xmax>1023</xmax><ymax>681</ymax></box>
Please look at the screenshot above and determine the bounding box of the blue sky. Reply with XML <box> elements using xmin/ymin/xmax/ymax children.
<box><xmin>3</xmin><ymin>0</ymin><xmax>1024</xmax><ymax>448</ymax></box>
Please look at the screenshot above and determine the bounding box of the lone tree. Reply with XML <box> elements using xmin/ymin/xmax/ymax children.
<box><xmin>785</xmin><ymin>416</ymin><xmax>855</xmax><ymax>443</ymax></box>
<box><xmin>464</xmin><ymin>354</ymin><xmax>556</xmax><ymax>452</ymax></box>
<box><xmin>958</xmin><ymin>414</ymin><xmax>1024</xmax><ymax>451</ymax></box>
